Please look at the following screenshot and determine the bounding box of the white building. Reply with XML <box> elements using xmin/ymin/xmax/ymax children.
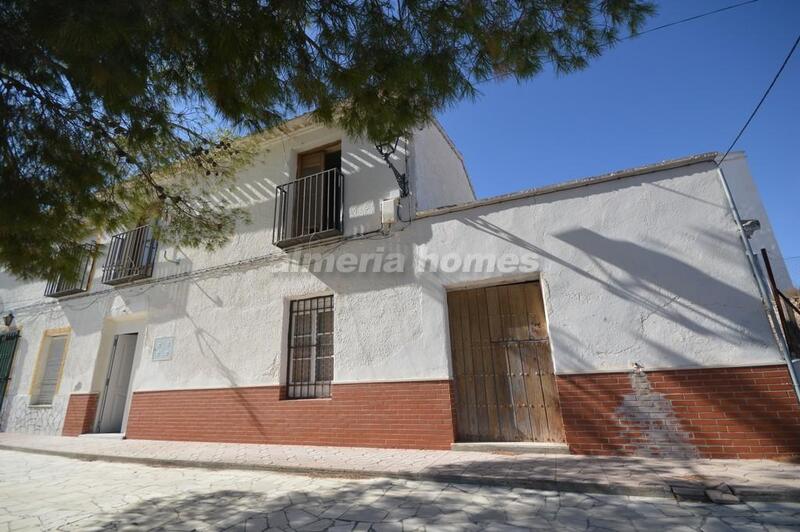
<box><xmin>0</xmin><ymin>116</ymin><xmax>797</xmax><ymax>458</ymax></box>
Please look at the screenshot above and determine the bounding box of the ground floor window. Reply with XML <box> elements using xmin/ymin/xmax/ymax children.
<box><xmin>30</xmin><ymin>329</ymin><xmax>70</xmax><ymax>406</ymax></box>
<box><xmin>287</xmin><ymin>295</ymin><xmax>333</xmax><ymax>398</ymax></box>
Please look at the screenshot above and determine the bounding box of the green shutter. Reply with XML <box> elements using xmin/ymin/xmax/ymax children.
<box><xmin>0</xmin><ymin>332</ymin><xmax>20</xmax><ymax>414</ymax></box>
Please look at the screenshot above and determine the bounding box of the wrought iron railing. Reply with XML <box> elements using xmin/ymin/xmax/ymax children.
<box><xmin>102</xmin><ymin>225</ymin><xmax>158</xmax><ymax>285</ymax></box>
<box><xmin>273</xmin><ymin>168</ymin><xmax>343</xmax><ymax>248</ymax></box>
<box><xmin>44</xmin><ymin>245</ymin><xmax>95</xmax><ymax>298</ymax></box>
<box><xmin>760</xmin><ymin>249</ymin><xmax>800</xmax><ymax>357</ymax></box>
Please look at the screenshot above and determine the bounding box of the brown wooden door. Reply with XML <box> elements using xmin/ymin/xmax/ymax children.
<box><xmin>292</xmin><ymin>152</ymin><xmax>325</xmax><ymax>237</ymax></box>
<box><xmin>447</xmin><ymin>281</ymin><xmax>565</xmax><ymax>442</ymax></box>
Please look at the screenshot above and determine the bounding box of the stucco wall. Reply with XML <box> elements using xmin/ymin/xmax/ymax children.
<box><xmin>720</xmin><ymin>152</ymin><xmax>794</xmax><ymax>290</ymax></box>
<box><xmin>0</xmin><ymin>156</ymin><xmax>785</xmax><ymax>435</ymax></box>
<box><xmin>0</xmin><ymin>123</ymin><xmax>409</xmax><ymax>309</ymax></box>
<box><xmin>409</xmin><ymin>121</ymin><xmax>475</xmax><ymax>211</ymax></box>
<box><xmin>412</xmin><ymin>160</ymin><xmax>782</xmax><ymax>374</ymax></box>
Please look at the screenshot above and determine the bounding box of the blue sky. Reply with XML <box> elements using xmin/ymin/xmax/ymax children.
<box><xmin>437</xmin><ymin>0</ymin><xmax>799</xmax><ymax>286</ymax></box>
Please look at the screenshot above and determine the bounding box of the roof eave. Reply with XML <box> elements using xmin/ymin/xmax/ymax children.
<box><xmin>415</xmin><ymin>152</ymin><xmax>722</xmax><ymax>220</ymax></box>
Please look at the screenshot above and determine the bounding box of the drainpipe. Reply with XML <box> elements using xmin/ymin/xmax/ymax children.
<box><xmin>716</xmin><ymin>163</ymin><xmax>800</xmax><ymax>404</ymax></box>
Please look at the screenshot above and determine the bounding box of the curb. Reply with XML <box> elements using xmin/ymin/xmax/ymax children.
<box><xmin>2</xmin><ymin>444</ymin><xmax>797</xmax><ymax>502</ymax></box>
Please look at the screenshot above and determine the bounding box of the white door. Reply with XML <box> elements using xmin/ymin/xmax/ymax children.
<box><xmin>97</xmin><ymin>333</ymin><xmax>137</xmax><ymax>433</ymax></box>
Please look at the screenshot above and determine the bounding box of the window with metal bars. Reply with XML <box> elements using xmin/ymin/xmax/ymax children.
<box><xmin>286</xmin><ymin>295</ymin><xmax>333</xmax><ymax>399</ymax></box>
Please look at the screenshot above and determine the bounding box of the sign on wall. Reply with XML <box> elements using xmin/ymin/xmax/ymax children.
<box><xmin>152</xmin><ymin>336</ymin><xmax>175</xmax><ymax>361</ymax></box>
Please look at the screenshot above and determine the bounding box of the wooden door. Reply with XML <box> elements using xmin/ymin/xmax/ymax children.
<box><xmin>447</xmin><ymin>281</ymin><xmax>565</xmax><ymax>442</ymax></box>
<box><xmin>293</xmin><ymin>151</ymin><xmax>324</xmax><ymax>238</ymax></box>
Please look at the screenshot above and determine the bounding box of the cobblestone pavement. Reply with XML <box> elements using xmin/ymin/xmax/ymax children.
<box><xmin>2</xmin><ymin>450</ymin><xmax>800</xmax><ymax>531</ymax></box>
<box><xmin>2</xmin><ymin>433</ymin><xmax>799</xmax><ymax>500</ymax></box>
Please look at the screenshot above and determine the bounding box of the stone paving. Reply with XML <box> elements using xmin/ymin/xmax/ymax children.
<box><xmin>2</xmin><ymin>450</ymin><xmax>800</xmax><ymax>532</ymax></box>
<box><xmin>1</xmin><ymin>433</ymin><xmax>799</xmax><ymax>501</ymax></box>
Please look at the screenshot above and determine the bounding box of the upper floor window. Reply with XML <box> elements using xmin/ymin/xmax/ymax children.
<box><xmin>30</xmin><ymin>329</ymin><xmax>70</xmax><ymax>407</ymax></box>
<box><xmin>102</xmin><ymin>224</ymin><xmax>158</xmax><ymax>285</ymax></box>
<box><xmin>286</xmin><ymin>295</ymin><xmax>334</xmax><ymax>399</ymax></box>
<box><xmin>44</xmin><ymin>244</ymin><xmax>96</xmax><ymax>298</ymax></box>
<box><xmin>297</xmin><ymin>143</ymin><xmax>341</xmax><ymax>178</ymax></box>
<box><xmin>273</xmin><ymin>144</ymin><xmax>343</xmax><ymax>248</ymax></box>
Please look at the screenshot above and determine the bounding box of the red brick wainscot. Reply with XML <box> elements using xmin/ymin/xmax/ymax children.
<box><xmin>557</xmin><ymin>364</ymin><xmax>800</xmax><ymax>459</ymax></box>
<box><xmin>125</xmin><ymin>380</ymin><xmax>457</xmax><ymax>450</ymax></box>
<box><xmin>62</xmin><ymin>393</ymin><xmax>99</xmax><ymax>436</ymax></box>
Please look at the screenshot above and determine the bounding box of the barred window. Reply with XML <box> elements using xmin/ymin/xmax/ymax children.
<box><xmin>287</xmin><ymin>295</ymin><xmax>333</xmax><ymax>398</ymax></box>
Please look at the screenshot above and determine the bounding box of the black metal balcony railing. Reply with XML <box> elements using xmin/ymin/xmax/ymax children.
<box><xmin>44</xmin><ymin>245</ymin><xmax>95</xmax><ymax>298</ymax></box>
<box><xmin>273</xmin><ymin>168</ymin><xmax>343</xmax><ymax>248</ymax></box>
<box><xmin>102</xmin><ymin>225</ymin><xmax>158</xmax><ymax>285</ymax></box>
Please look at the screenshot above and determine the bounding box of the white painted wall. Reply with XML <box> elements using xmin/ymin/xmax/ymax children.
<box><xmin>409</xmin><ymin>120</ymin><xmax>476</xmax><ymax>211</ymax></box>
<box><xmin>0</xmin><ymin>146</ymin><xmax>785</xmax><ymax>435</ymax></box>
<box><xmin>0</xmin><ymin>119</ymin><xmax>473</xmax><ymax>433</ymax></box>
<box><xmin>412</xmin><ymin>160</ymin><xmax>782</xmax><ymax>375</ymax></box>
<box><xmin>720</xmin><ymin>152</ymin><xmax>794</xmax><ymax>290</ymax></box>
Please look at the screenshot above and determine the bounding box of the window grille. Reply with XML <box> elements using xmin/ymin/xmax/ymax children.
<box><xmin>287</xmin><ymin>295</ymin><xmax>333</xmax><ymax>398</ymax></box>
<box><xmin>273</xmin><ymin>168</ymin><xmax>343</xmax><ymax>248</ymax></box>
<box><xmin>0</xmin><ymin>332</ymin><xmax>20</xmax><ymax>413</ymax></box>
<box><xmin>44</xmin><ymin>244</ymin><xmax>95</xmax><ymax>297</ymax></box>
<box><xmin>102</xmin><ymin>225</ymin><xmax>158</xmax><ymax>285</ymax></box>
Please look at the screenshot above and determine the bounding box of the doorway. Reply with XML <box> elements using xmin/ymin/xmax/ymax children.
<box><xmin>95</xmin><ymin>333</ymin><xmax>138</xmax><ymax>433</ymax></box>
<box><xmin>292</xmin><ymin>143</ymin><xmax>342</xmax><ymax>238</ymax></box>
<box><xmin>447</xmin><ymin>281</ymin><xmax>565</xmax><ymax>443</ymax></box>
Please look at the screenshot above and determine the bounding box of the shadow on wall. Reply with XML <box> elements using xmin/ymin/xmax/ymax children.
<box><xmin>211</xmin><ymin>140</ymin><xmax>405</xmax><ymax>240</ymax></box>
<box><xmin>554</xmin><ymin>227</ymin><xmax>770</xmax><ymax>344</ymax></box>
<box><xmin>458</xmin><ymin>218</ymin><xmax>799</xmax><ymax>457</ymax></box>
<box><xmin>460</xmin><ymin>218</ymin><xmax>770</xmax><ymax>347</ymax></box>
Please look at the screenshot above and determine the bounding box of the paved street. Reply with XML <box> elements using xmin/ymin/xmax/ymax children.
<box><xmin>3</xmin><ymin>433</ymin><xmax>800</xmax><ymax>501</ymax></box>
<box><xmin>1</xmin><ymin>450</ymin><xmax>800</xmax><ymax>531</ymax></box>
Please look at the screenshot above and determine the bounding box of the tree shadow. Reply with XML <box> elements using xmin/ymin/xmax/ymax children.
<box><xmin>70</xmin><ymin>479</ymin><xmax>544</xmax><ymax>531</ymax></box>
<box><xmin>456</xmin><ymin>219</ymin><xmax>799</xmax><ymax>458</ymax></box>
<box><xmin>65</xmin><ymin>471</ymin><xmax>798</xmax><ymax>532</ymax></box>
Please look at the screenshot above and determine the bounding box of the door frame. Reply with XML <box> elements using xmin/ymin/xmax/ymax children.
<box><xmin>95</xmin><ymin>333</ymin><xmax>138</xmax><ymax>433</ymax></box>
<box><xmin>90</xmin><ymin>315</ymin><xmax>145</xmax><ymax>434</ymax></box>
<box><xmin>443</xmin><ymin>273</ymin><xmax>547</xmax><ymax>375</ymax></box>
<box><xmin>444</xmin><ymin>276</ymin><xmax>564</xmax><ymax>443</ymax></box>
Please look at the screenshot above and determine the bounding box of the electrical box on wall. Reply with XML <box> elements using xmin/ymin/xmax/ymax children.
<box><xmin>380</xmin><ymin>197</ymin><xmax>399</xmax><ymax>225</ymax></box>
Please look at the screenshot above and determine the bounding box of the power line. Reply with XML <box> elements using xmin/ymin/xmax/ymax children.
<box><xmin>482</xmin><ymin>0</ymin><xmax>762</xmax><ymax>85</ymax></box>
<box><xmin>623</xmin><ymin>0</ymin><xmax>760</xmax><ymax>41</ymax></box>
<box><xmin>719</xmin><ymin>33</ymin><xmax>800</xmax><ymax>164</ymax></box>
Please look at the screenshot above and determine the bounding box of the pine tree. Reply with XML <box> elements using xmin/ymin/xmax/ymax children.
<box><xmin>0</xmin><ymin>0</ymin><xmax>654</xmax><ymax>281</ymax></box>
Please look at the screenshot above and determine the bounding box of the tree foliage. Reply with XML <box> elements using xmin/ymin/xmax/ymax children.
<box><xmin>0</xmin><ymin>0</ymin><xmax>654</xmax><ymax>281</ymax></box>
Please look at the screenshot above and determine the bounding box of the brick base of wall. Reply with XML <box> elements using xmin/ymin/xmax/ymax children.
<box><xmin>557</xmin><ymin>364</ymin><xmax>800</xmax><ymax>459</ymax></box>
<box><xmin>125</xmin><ymin>380</ymin><xmax>456</xmax><ymax>450</ymax></box>
<box><xmin>62</xmin><ymin>393</ymin><xmax>98</xmax><ymax>437</ymax></box>
<box><xmin>121</xmin><ymin>366</ymin><xmax>798</xmax><ymax>457</ymax></box>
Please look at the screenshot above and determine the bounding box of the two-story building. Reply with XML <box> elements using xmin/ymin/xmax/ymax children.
<box><xmin>1</xmin><ymin>115</ymin><xmax>798</xmax><ymax>459</ymax></box>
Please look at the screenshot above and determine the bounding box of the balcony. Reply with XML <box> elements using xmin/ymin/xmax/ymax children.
<box><xmin>273</xmin><ymin>168</ymin><xmax>343</xmax><ymax>249</ymax></box>
<box><xmin>44</xmin><ymin>245</ymin><xmax>95</xmax><ymax>298</ymax></box>
<box><xmin>102</xmin><ymin>225</ymin><xmax>158</xmax><ymax>285</ymax></box>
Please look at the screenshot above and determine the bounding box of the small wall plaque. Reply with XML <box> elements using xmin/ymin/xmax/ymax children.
<box><xmin>152</xmin><ymin>336</ymin><xmax>174</xmax><ymax>361</ymax></box>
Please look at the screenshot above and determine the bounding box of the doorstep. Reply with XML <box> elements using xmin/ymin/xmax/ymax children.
<box><xmin>451</xmin><ymin>442</ymin><xmax>570</xmax><ymax>455</ymax></box>
<box><xmin>78</xmin><ymin>433</ymin><xmax>126</xmax><ymax>440</ymax></box>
